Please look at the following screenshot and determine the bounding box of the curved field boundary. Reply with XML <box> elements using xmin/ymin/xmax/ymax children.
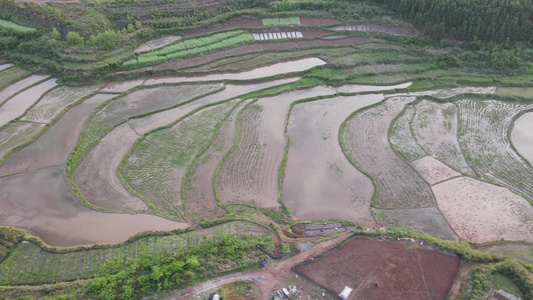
<box><xmin>389</xmin><ymin>103</ymin><xmax>427</xmax><ymax>162</ymax></box>
<box><xmin>122</xmin><ymin>102</ymin><xmax>238</xmax><ymax>218</ymax></box>
<box><xmin>182</xmin><ymin>99</ymin><xmax>252</xmax><ymax>218</ymax></box>
<box><xmin>0</xmin><ymin>63</ymin><xmax>14</xmax><ymax>71</ymax></box>
<box><xmin>215</xmin><ymin>86</ymin><xmax>337</xmax><ymax>208</ymax></box>
<box><xmin>0</xmin><ymin>122</ymin><xmax>46</xmax><ymax>165</ymax></box>
<box><xmin>340</xmin><ymin>96</ymin><xmax>435</xmax><ymax>209</ymax></box>
<box><xmin>410</xmin><ymin>100</ymin><xmax>475</xmax><ymax>176</ymax></box>
<box><xmin>0</xmin><ymin>67</ymin><xmax>32</xmax><ymax>92</ymax></box>
<box><xmin>0</xmin><ymin>94</ymin><xmax>113</xmax><ymax>176</ymax></box>
<box><xmin>456</xmin><ymin>99</ymin><xmax>533</xmax><ymax>202</ymax></box>
<box><xmin>509</xmin><ymin>108</ymin><xmax>533</xmax><ymax>169</ymax></box>
<box><xmin>330</xmin><ymin>24</ymin><xmax>415</xmax><ymax>36</ymax></box>
<box><xmin>0</xmin><ymin>78</ymin><xmax>58</xmax><ymax>127</ymax></box>
<box><xmin>0</xmin><ymin>221</ymin><xmax>268</xmax><ymax>285</ymax></box>
<box><xmin>0</xmin><ymin>75</ymin><xmax>50</xmax><ymax>106</ymax></box>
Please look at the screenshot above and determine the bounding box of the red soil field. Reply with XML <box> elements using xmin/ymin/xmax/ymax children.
<box><xmin>294</xmin><ymin>237</ymin><xmax>459</xmax><ymax>300</ymax></box>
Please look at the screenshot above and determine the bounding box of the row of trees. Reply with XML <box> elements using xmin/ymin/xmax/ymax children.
<box><xmin>372</xmin><ymin>0</ymin><xmax>533</xmax><ymax>44</ymax></box>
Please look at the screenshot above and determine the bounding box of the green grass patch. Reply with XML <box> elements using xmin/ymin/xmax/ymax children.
<box><xmin>492</xmin><ymin>273</ymin><xmax>523</xmax><ymax>298</ymax></box>
<box><xmin>0</xmin><ymin>67</ymin><xmax>31</xmax><ymax>90</ymax></box>
<box><xmin>262</xmin><ymin>17</ymin><xmax>300</xmax><ymax>26</ymax></box>
<box><xmin>0</xmin><ymin>19</ymin><xmax>37</xmax><ymax>34</ymax></box>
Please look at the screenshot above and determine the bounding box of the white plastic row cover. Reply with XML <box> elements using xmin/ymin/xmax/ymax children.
<box><xmin>251</xmin><ymin>32</ymin><xmax>303</xmax><ymax>41</ymax></box>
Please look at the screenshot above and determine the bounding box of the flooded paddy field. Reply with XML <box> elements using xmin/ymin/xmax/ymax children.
<box><xmin>511</xmin><ymin>111</ymin><xmax>533</xmax><ymax>165</ymax></box>
<box><xmin>0</xmin><ymin>75</ymin><xmax>48</xmax><ymax>105</ymax></box>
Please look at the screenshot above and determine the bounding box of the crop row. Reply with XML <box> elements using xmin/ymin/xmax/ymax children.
<box><xmin>0</xmin><ymin>121</ymin><xmax>45</xmax><ymax>164</ymax></box>
<box><xmin>457</xmin><ymin>99</ymin><xmax>533</xmax><ymax>201</ymax></box>
<box><xmin>0</xmin><ymin>222</ymin><xmax>269</xmax><ymax>285</ymax></box>
<box><xmin>0</xmin><ymin>19</ymin><xmax>37</xmax><ymax>34</ymax></box>
<box><xmin>340</xmin><ymin>97</ymin><xmax>435</xmax><ymax>209</ymax></box>
<box><xmin>21</xmin><ymin>85</ymin><xmax>99</xmax><ymax>124</ymax></box>
<box><xmin>122</xmin><ymin>101</ymin><xmax>237</xmax><ymax>218</ymax></box>
<box><xmin>261</xmin><ymin>17</ymin><xmax>300</xmax><ymax>26</ymax></box>
<box><xmin>123</xmin><ymin>31</ymin><xmax>254</xmax><ymax>68</ymax></box>
<box><xmin>388</xmin><ymin>104</ymin><xmax>426</xmax><ymax>162</ymax></box>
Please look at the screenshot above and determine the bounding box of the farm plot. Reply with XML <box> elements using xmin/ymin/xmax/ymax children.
<box><xmin>341</xmin><ymin>96</ymin><xmax>435</xmax><ymax>208</ymax></box>
<box><xmin>75</xmin><ymin>123</ymin><xmax>147</xmax><ymax>211</ymax></box>
<box><xmin>411</xmin><ymin>100</ymin><xmax>474</xmax><ymax>175</ymax></box>
<box><xmin>330</xmin><ymin>24</ymin><xmax>415</xmax><ymax>36</ymax></box>
<box><xmin>21</xmin><ymin>85</ymin><xmax>99</xmax><ymax>123</ymax></box>
<box><xmin>216</xmin><ymin>86</ymin><xmax>336</xmax><ymax>208</ymax></box>
<box><xmin>283</xmin><ymin>94</ymin><xmax>386</xmax><ymax>225</ymax></box>
<box><xmin>433</xmin><ymin>176</ymin><xmax>533</xmax><ymax>243</ymax></box>
<box><xmin>388</xmin><ymin>105</ymin><xmax>426</xmax><ymax>162</ymax></box>
<box><xmin>129</xmin><ymin>78</ymin><xmax>298</xmax><ymax>134</ymax></box>
<box><xmin>0</xmin><ymin>74</ymin><xmax>49</xmax><ymax>105</ymax></box>
<box><xmin>374</xmin><ymin>207</ymin><xmax>458</xmax><ymax>240</ymax></box>
<box><xmin>100</xmin><ymin>78</ymin><xmax>145</xmax><ymax>93</ymax></box>
<box><xmin>477</xmin><ymin>243</ymin><xmax>533</xmax><ymax>265</ymax></box>
<box><xmin>0</xmin><ymin>94</ymin><xmax>113</xmax><ymax>176</ymax></box>
<box><xmin>251</xmin><ymin>32</ymin><xmax>303</xmax><ymax>41</ymax></box>
<box><xmin>74</xmin><ymin>84</ymin><xmax>222</xmax><ymax>168</ymax></box>
<box><xmin>134</xmin><ymin>36</ymin><xmax>182</xmax><ymax>54</ymax></box>
<box><xmin>144</xmin><ymin>57</ymin><xmax>326</xmax><ymax>85</ymax></box>
<box><xmin>330</xmin><ymin>82</ymin><xmax>412</xmax><ymax>93</ymax></box>
<box><xmin>0</xmin><ymin>63</ymin><xmax>13</xmax><ymax>71</ymax></box>
<box><xmin>0</xmin><ymin>166</ymin><xmax>187</xmax><ymax>247</ymax></box>
<box><xmin>410</xmin><ymin>156</ymin><xmax>461</xmax><ymax>185</ymax></box>
<box><xmin>0</xmin><ymin>67</ymin><xmax>31</xmax><ymax>91</ymax></box>
<box><xmin>511</xmin><ymin>111</ymin><xmax>533</xmax><ymax>165</ymax></box>
<box><xmin>457</xmin><ymin>100</ymin><xmax>533</xmax><ymax>201</ymax></box>
<box><xmin>122</xmin><ymin>102</ymin><xmax>237</xmax><ymax>217</ymax></box>
<box><xmin>393</xmin><ymin>86</ymin><xmax>496</xmax><ymax>99</ymax></box>
<box><xmin>0</xmin><ymin>221</ymin><xmax>266</xmax><ymax>285</ymax></box>
<box><xmin>0</xmin><ymin>121</ymin><xmax>45</xmax><ymax>164</ymax></box>
<box><xmin>294</xmin><ymin>237</ymin><xmax>459</xmax><ymax>300</ymax></box>
<box><xmin>0</xmin><ymin>78</ymin><xmax>57</xmax><ymax>127</ymax></box>
<box><xmin>182</xmin><ymin>100</ymin><xmax>252</xmax><ymax>218</ymax></box>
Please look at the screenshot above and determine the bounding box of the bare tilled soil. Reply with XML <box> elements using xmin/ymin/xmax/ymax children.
<box><xmin>294</xmin><ymin>237</ymin><xmax>459</xmax><ymax>300</ymax></box>
<box><xmin>283</xmin><ymin>94</ymin><xmax>384</xmax><ymax>225</ymax></box>
<box><xmin>216</xmin><ymin>87</ymin><xmax>336</xmax><ymax>208</ymax></box>
<box><xmin>0</xmin><ymin>94</ymin><xmax>113</xmax><ymax>176</ymax></box>
<box><xmin>75</xmin><ymin>123</ymin><xmax>147</xmax><ymax>211</ymax></box>
<box><xmin>433</xmin><ymin>176</ymin><xmax>533</xmax><ymax>243</ymax></box>
<box><xmin>341</xmin><ymin>97</ymin><xmax>435</xmax><ymax>209</ymax></box>
<box><xmin>411</xmin><ymin>156</ymin><xmax>461</xmax><ymax>185</ymax></box>
<box><xmin>0</xmin><ymin>166</ymin><xmax>187</xmax><ymax>246</ymax></box>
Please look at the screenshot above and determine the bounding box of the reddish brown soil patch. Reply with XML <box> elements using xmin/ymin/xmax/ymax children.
<box><xmin>294</xmin><ymin>237</ymin><xmax>459</xmax><ymax>300</ymax></box>
<box><xmin>150</xmin><ymin>37</ymin><xmax>369</xmax><ymax>71</ymax></box>
<box><xmin>301</xmin><ymin>30</ymin><xmax>329</xmax><ymax>37</ymax></box>
<box><xmin>291</xmin><ymin>223</ymin><xmax>306</xmax><ymax>235</ymax></box>
<box><xmin>300</xmin><ymin>18</ymin><xmax>339</xmax><ymax>26</ymax></box>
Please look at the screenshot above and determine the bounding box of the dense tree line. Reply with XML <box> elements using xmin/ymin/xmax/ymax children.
<box><xmin>372</xmin><ymin>0</ymin><xmax>533</xmax><ymax>44</ymax></box>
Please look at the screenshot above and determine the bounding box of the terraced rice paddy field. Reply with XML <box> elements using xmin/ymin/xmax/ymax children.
<box><xmin>1</xmin><ymin>17</ymin><xmax>533</xmax><ymax>298</ymax></box>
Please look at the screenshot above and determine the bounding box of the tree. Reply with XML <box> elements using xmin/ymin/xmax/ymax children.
<box><xmin>66</xmin><ymin>31</ymin><xmax>84</xmax><ymax>45</ymax></box>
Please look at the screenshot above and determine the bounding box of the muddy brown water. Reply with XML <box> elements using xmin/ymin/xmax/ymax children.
<box><xmin>283</xmin><ymin>94</ymin><xmax>384</xmax><ymax>225</ymax></box>
<box><xmin>0</xmin><ymin>75</ymin><xmax>49</xmax><ymax>105</ymax></box>
<box><xmin>144</xmin><ymin>57</ymin><xmax>326</xmax><ymax>85</ymax></box>
<box><xmin>217</xmin><ymin>86</ymin><xmax>336</xmax><ymax>208</ymax></box>
<box><xmin>511</xmin><ymin>112</ymin><xmax>533</xmax><ymax>165</ymax></box>
<box><xmin>100</xmin><ymin>78</ymin><xmax>145</xmax><ymax>93</ymax></box>
<box><xmin>130</xmin><ymin>78</ymin><xmax>299</xmax><ymax>134</ymax></box>
<box><xmin>0</xmin><ymin>94</ymin><xmax>113</xmax><ymax>176</ymax></box>
<box><xmin>0</xmin><ymin>166</ymin><xmax>187</xmax><ymax>246</ymax></box>
<box><xmin>74</xmin><ymin>123</ymin><xmax>148</xmax><ymax>211</ymax></box>
<box><xmin>0</xmin><ymin>78</ymin><xmax>57</xmax><ymax>127</ymax></box>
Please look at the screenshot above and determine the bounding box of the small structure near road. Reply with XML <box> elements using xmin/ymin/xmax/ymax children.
<box><xmin>492</xmin><ymin>289</ymin><xmax>521</xmax><ymax>300</ymax></box>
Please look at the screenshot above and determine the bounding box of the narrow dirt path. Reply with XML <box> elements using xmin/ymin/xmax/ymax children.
<box><xmin>447</xmin><ymin>263</ymin><xmax>478</xmax><ymax>300</ymax></box>
<box><xmin>161</xmin><ymin>233</ymin><xmax>350</xmax><ymax>299</ymax></box>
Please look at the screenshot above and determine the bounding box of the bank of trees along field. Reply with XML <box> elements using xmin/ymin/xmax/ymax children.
<box><xmin>1</xmin><ymin>0</ymin><xmax>533</xmax><ymax>299</ymax></box>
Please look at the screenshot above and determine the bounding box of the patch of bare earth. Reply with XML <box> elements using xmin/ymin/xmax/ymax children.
<box><xmin>433</xmin><ymin>176</ymin><xmax>533</xmax><ymax>243</ymax></box>
<box><xmin>411</xmin><ymin>156</ymin><xmax>461</xmax><ymax>185</ymax></box>
<box><xmin>294</xmin><ymin>237</ymin><xmax>459</xmax><ymax>300</ymax></box>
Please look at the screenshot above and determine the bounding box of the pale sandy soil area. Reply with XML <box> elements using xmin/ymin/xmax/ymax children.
<box><xmin>411</xmin><ymin>156</ymin><xmax>461</xmax><ymax>185</ymax></box>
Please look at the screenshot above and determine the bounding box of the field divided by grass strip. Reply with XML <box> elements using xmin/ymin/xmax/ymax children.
<box><xmin>457</xmin><ymin>100</ymin><xmax>533</xmax><ymax>202</ymax></box>
<box><xmin>182</xmin><ymin>99</ymin><xmax>252</xmax><ymax>218</ymax></box>
<box><xmin>0</xmin><ymin>121</ymin><xmax>46</xmax><ymax>165</ymax></box>
<box><xmin>21</xmin><ymin>86</ymin><xmax>100</xmax><ymax>124</ymax></box>
<box><xmin>0</xmin><ymin>222</ymin><xmax>271</xmax><ymax>285</ymax></box>
<box><xmin>388</xmin><ymin>104</ymin><xmax>427</xmax><ymax>162</ymax></box>
<box><xmin>0</xmin><ymin>75</ymin><xmax>49</xmax><ymax>106</ymax></box>
<box><xmin>122</xmin><ymin>101</ymin><xmax>238</xmax><ymax>218</ymax></box>
<box><xmin>411</xmin><ymin>100</ymin><xmax>475</xmax><ymax>176</ymax></box>
<box><xmin>123</xmin><ymin>30</ymin><xmax>254</xmax><ymax>69</ymax></box>
<box><xmin>0</xmin><ymin>67</ymin><xmax>32</xmax><ymax>92</ymax></box>
<box><xmin>340</xmin><ymin>96</ymin><xmax>435</xmax><ymax>209</ymax></box>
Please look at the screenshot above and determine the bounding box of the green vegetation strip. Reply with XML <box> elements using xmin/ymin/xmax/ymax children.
<box><xmin>0</xmin><ymin>67</ymin><xmax>31</xmax><ymax>91</ymax></box>
<box><xmin>123</xmin><ymin>30</ymin><xmax>254</xmax><ymax>69</ymax></box>
<box><xmin>0</xmin><ymin>20</ymin><xmax>37</xmax><ymax>34</ymax></box>
<box><xmin>262</xmin><ymin>17</ymin><xmax>300</xmax><ymax>26</ymax></box>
